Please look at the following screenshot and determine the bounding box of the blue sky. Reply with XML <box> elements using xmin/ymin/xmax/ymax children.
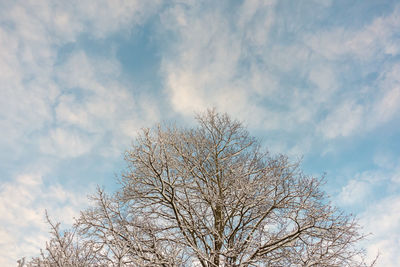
<box><xmin>1</xmin><ymin>0</ymin><xmax>400</xmax><ymax>265</ymax></box>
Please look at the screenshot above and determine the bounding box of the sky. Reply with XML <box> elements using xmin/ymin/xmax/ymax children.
<box><xmin>1</xmin><ymin>0</ymin><xmax>400</xmax><ymax>265</ymax></box>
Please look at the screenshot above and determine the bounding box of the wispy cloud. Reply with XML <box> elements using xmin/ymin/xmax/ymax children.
<box><xmin>0</xmin><ymin>173</ymin><xmax>89</xmax><ymax>265</ymax></box>
<box><xmin>0</xmin><ymin>0</ymin><xmax>163</xmax><ymax>157</ymax></box>
<box><xmin>160</xmin><ymin>1</ymin><xmax>400</xmax><ymax>150</ymax></box>
<box><xmin>361</xmin><ymin>195</ymin><xmax>400</xmax><ymax>266</ymax></box>
<box><xmin>0</xmin><ymin>1</ymin><xmax>162</xmax><ymax>265</ymax></box>
<box><xmin>305</xmin><ymin>6</ymin><xmax>400</xmax><ymax>60</ymax></box>
<box><xmin>161</xmin><ymin>0</ymin><xmax>279</xmax><ymax>126</ymax></box>
<box><xmin>336</xmin><ymin>156</ymin><xmax>400</xmax><ymax>266</ymax></box>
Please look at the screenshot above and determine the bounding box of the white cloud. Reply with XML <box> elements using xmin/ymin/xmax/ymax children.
<box><xmin>305</xmin><ymin>7</ymin><xmax>400</xmax><ymax>60</ymax></box>
<box><xmin>51</xmin><ymin>50</ymin><xmax>160</xmax><ymax>157</ymax></box>
<box><xmin>295</xmin><ymin>5</ymin><xmax>400</xmax><ymax>140</ymax></box>
<box><xmin>0</xmin><ymin>0</ymin><xmax>162</xmax><ymax>156</ymax></box>
<box><xmin>40</xmin><ymin>127</ymin><xmax>97</xmax><ymax>158</ymax></box>
<box><xmin>56</xmin><ymin>50</ymin><xmax>123</xmax><ymax>92</ymax></box>
<box><xmin>161</xmin><ymin>0</ymin><xmax>400</xmax><ymax>157</ymax></box>
<box><xmin>159</xmin><ymin>1</ymin><xmax>400</xmax><ymax>155</ymax></box>
<box><xmin>318</xmin><ymin>100</ymin><xmax>364</xmax><ymax>139</ymax></box>
<box><xmin>0</xmin><ymin>173</ymin><xmax>89</xmax><ymax>266</ymax></box>
<box><xmin>360</xmin><ymin>195</ymin><xmax>400</xmax><ymax>267</ymax></box>
<box><xmin>337</xmin><ymin>164</ymin><xmax>400</xmax><ymax>266</ymax></box>
<box><xmin>338</xmin><ymin>179</ymin><xmax>371</xmax><ymax>205</ymax></box>
<box><xmin>5</xmin><ymin>0</ymin><xmax>162</xmax><ymax>43</ymax></box>
<box><xmin>161</xmin><ymin>0</ymin><xmax>288</xmax><ymax>130</ymax></box>
<box><xmin>308</xmin><ymin>65</ymin><xmax>338</xmax><ymax>102</ymax></box>
<box><xmin>370</xmin><ymin>64</ymin><xmax>400</xmax><ymax>125</ymax></box>
<box><xmin>316</xmin><ymin>62</ymin><xmax>400</xmax><ymax>140</ymax></box>
<box><xmin>238</xmin><ymin>0</ymin><xmax>276</xmax><ymax>48</ymax></box>
<box><xmin>0</xmin><ymin>1</ymin><xmax>163</xmax><ymax>264</ymax></box>
<box><xmin>373</xmin><ymin>151</ymin><xmax>397</xmax><ymax>169</ymax></box>
<box><xmin>337</xmin><ymin>166</ymin><xmax>399</xmax><ymax>206</ymax></box>
<box><xmin>158</xmin><ymin>1</ymin><xmax>397</xmax><ymax>147</ymax></box>
<box><xmin>0</xmin><ymin>22</ymin><xmax>58</xmax><ymax>149</ymax></box>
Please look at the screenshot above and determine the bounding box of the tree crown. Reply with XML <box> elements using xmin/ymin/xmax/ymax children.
<box><xmin>22</xmin><ymin>110</ymin><xmax>375</xmax><ymax>267</ymax></box>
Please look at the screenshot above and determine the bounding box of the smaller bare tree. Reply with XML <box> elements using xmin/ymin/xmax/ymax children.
<box><xmin>20</xmin><ymin>211</ymin><xmax>98</xmax><ymax>267</ymax></box>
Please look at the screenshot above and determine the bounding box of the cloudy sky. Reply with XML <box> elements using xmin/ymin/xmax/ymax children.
<box><xmin>1</xmin><ymin>0</ymin><xmax>400</xmax><ymax>265</ymax></box>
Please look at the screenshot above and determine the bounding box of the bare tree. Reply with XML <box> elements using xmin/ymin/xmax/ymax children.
<box><xmin>20</xmin><ymin>211</ymin><xmax>99</xmax><ymax>267</ymax></box>
<box><xmin>22</xmin><ymin>110</ymin><xmax>375</xmax><ymax>266</ymax></box>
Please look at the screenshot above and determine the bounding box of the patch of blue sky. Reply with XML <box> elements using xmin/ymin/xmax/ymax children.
<box><xmin>116</xmin><ymin>26</ymin><xmax>161</xmax><ymax>85</ymax></box>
